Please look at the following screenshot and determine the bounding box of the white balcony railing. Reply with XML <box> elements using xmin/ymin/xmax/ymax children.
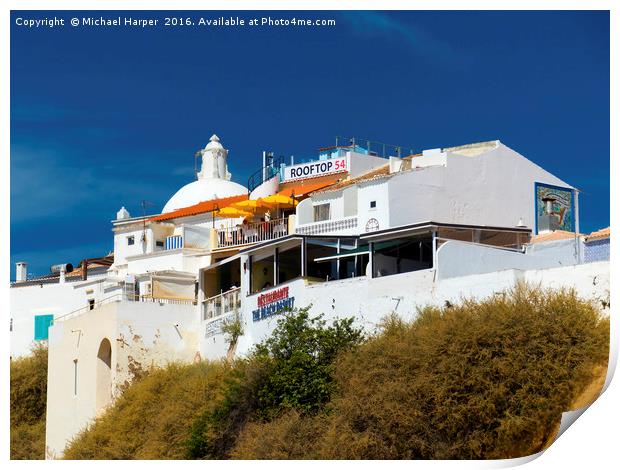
<box><xmin>296</xmin><ymin>216</ymin><xmax>358</xmax><ymax>235</ymax></box>
<box><xmin>216</xmin><ymin>218</ymin><xmax>288</xmax><ymax>248</ymax></box>
<box><xmin>54</xmin><ymin>293</ymin><xmax>195</xmax><ymax>323</ymax></box>
<box><xmin>202</xmin><ymin>287</ymin><xmax>241</xmax><ymax>321</ymax></box>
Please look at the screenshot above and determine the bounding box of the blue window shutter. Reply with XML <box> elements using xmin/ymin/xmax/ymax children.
<box><xmin>34</xmin><ymin>314</ymin><xmax>54</xmax><ymax>341</ymax></box>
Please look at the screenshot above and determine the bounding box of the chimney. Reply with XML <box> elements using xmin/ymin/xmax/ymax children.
<box><xmin>59</xmin><ymin>265</ymin><xmax>66</xmax><ymax>284</ymax></box>
<box><xmin>15</xmin><ymin>262</ymin><xmax>27</xmax><ymax>282</ymax></box>
<box><xmin>82</xmin><ymin>259</ymin><xmax>88</xmax><ymax>281</ymax></box>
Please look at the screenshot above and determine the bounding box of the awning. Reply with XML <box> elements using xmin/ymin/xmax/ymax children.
<box><xmin>313</xmin><ymin>248</ymin><xmax>370</xmax><ymax>263</ymax></box>
<box><xmin>259</xmin><ymin>194</ymin><xmax>298</xmax><ymax>207</ymax></box>
<box><xmin>217</xmin><ymin>207</ymin><xmax>254</xmax><ymax>218</ymax></box>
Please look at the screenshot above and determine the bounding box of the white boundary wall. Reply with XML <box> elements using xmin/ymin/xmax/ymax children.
<box><xmin>200</xmin><ymin>259</ymin><xmax>610</xmax><ymax>360</ymax></box>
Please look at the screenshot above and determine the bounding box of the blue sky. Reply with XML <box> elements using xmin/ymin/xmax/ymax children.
<box><xmin>10</xmin><ymin>10</ymin><xmax>609</xmax><ymax>278</ymax></box>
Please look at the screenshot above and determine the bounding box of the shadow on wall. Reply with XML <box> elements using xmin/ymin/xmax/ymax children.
<box><xmin>96</xmin><ymin>338</ymin><xmax>112</xmax><ymax>411</ymax></box>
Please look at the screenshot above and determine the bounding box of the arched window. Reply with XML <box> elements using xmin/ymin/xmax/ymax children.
<box><xmin>95</xmin><ymin>338</ymin><xmax>112</xmax><ymax>410</ymax></box>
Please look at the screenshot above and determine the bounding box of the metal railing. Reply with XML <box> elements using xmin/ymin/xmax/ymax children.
<box><xmin>247</xmin><ymin>155</ymin><xmax>285</xmax><ymax>193</ymax></box>
<box><xmin>296</xmin><ymin>216</ymin><xmax>358</xmax><ymax>235</ymax></box>
<box><xmin>217</xmin><ymin>217</ymin><xmax>289</xmax><ymax>247</ymax></box>
<box><xmin>202</xmin><ymin>287</ymin><xmax>241</xmax><ymax>321</ymax></box>
<box><xmin>329</xmin><ymin>136</ymin><xmax>417</xmax><ymax>158</ymax></box>
<box><xmin>53</xmin><ymin>293</ymin><xmax>124</xmax><ymax>323</ymax></box>
<box><xmin>53</xmin><ymin>292</ymin><xmax>196</xmax><ymax>324</ymax></box>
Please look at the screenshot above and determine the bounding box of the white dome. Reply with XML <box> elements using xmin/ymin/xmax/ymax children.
<box><xmin>162</xmin><ymin>177</ymin><xmax>248</xmax><ymax>213</ymax></box>
<box><xmin>205</xmin><ymin>134</ymin><xmax>223</xmax><ymax>150</ymax></box>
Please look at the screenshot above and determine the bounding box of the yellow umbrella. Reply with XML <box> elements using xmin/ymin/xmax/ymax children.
<box><xmin>260</xmin><ymin>194</ymin><xmax>298</xmax><ymax>207</ymax></box>
<box><xmin>217</xmin><ymin>207</ymin><xmax>253</xmax><ymax>218</ymax></box>
<box><xmin>231</xmin><ymin>199</ymin><xmax>272</xmax><ymax>210</ymax></box>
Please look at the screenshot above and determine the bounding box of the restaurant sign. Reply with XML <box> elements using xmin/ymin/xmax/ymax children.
<box><xmin>205</xmin><ymin>312</ymin><xmax>235</xmax><ymax>338</ymax></box>
<box><xmin>252</xmin><ymin>286</ymin><xmax>295</xmax><ymax>322</ymax></box>
<box><xmin>283</xmin><ymin>156</ymin><xmax>348</xmax><ymax>181</ymax></box>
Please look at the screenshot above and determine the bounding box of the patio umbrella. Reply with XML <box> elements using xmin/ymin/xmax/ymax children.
<box><xmin>217</xmin><ymin>207</ymin><xmax>253</xmax><ymax>218</ymax></box>
<box><xmin>260</xmin><ymin>194</ymin><xmax>298</xmax><ymax>207</ymax></box>
<box><xmin>231</xmin><ymin>199</ymin><xmax>272</xmax><ymax>210</ymax></box>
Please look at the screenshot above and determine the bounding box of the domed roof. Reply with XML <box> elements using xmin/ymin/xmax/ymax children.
<box><xmin>162</xmin><ymin>177</ymin><xmax>248</xmax><ymax>213</ymax></box>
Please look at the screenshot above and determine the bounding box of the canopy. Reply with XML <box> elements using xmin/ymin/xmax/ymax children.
<box><xmin>217</xmin><ymin>207</ymin><xmax>253</xmax><ymax>218</ymax></box>
<box><xmin>259</xmin><ymin>194</ymin><xmax>298</xmax><ymax>207</ymax></box>
<box><xmin>231</xmin><ymin>199</ymin><xmax>273</xmax><ymax>210</ymax></box>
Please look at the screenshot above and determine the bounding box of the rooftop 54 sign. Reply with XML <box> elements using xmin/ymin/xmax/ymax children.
<box><xmin>283</xmin><ymin>156</ymin><xmax>348</xmax><ymax>181</ymax></box>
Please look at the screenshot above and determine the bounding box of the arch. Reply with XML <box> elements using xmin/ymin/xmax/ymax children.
<box><xmin>95</xmin><ymin>338</ymin><xmax>112</xmax><ymax>410</ymax></box>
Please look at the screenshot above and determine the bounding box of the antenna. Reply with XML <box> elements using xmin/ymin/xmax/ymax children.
<box><xmin>140</xmin><ymin>200</ymin><xmax>155</xmax><ymax>243</ymax></box>
<box><xmin>211</xmin><ymin>203</ymin><xmax>220</xmax><ymax>228</ymax></box>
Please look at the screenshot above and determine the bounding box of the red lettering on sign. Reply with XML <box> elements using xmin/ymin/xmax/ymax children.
<box><xmin>257</xmin><ymin>286</ymin><xmax>290</xmax><ymax>308</ymax></box>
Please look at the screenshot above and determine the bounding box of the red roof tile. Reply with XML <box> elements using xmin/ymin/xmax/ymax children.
<box><xmin>586</xmin><ymin>227</ymin><xmax>610</xmax><ymax>241</ymax></box>
<box><xmin>149</xmin><ymin>194</ymin><xmax>248</xmax><ymax>222</ymax></box>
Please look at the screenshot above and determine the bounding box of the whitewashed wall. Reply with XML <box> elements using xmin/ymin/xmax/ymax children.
<box><xmin>201</xmin><ymin>245</ymin><xmax>609</xmax><ymax>361</ymax></box>
<box><xmin>357</xmin><ymin>179</ymin><xmax>390</xmax><ymax>233</ymax></box>
<box><xmin>10</xmin><ymin>276</ymin><xmax>107</xmax><ymax>358</ymax></box>
<box><xmin>436</xmin><ymin>240</ymin><xmax>569</xmax><ymax>279</ymax></box>
<box><xmin>45</xmin><ymin>300</ymin><xmax>197</xmax><ymax>459</ymax></box>
<box><xmin>388</xmin><ymin>143</ymin><xmax>573</xmax><ymax>230</ymax></box>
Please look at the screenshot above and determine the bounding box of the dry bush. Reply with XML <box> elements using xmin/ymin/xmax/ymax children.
<box><xmin>231</xmin><ymin>410</ymin><xmax>327</xmax><ymax>459</ymax></box>
<box><xmin>10</xmin><ymin>344</ymin><xmax>48</xmax><ymax>460</ymax></box>
<box><xmin>233</xmin><ymin>284</ymin><xmax>609</xmax><ymax>459</ymax></box>
<box><xmin>63</xmin><ymin>361</ymin><xmax>231</xmax><ymax>459</ymax></box>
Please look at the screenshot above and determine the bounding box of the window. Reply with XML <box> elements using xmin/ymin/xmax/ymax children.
<box><xmin>306</xmin><ymin>238</ymin><xmax>339</xmax><ymax>281</ymax></box>
<box><xmin>250</xmin><ymin>251</ymin><xmax>275</xmax><ymax>294</ymax></box>
<box><xmin>127</xmin><ymin>236</ymin><xmax>135</xmax><ymax>246</ymax></box>
<box><xmin>278</xmin><ymin>244</ymin><xmax>302</xmax><ymax>284</ymax></box>
<box><xmin>313</xmin><ymin>203</ymin><xmax>330</xmax><ymax>222</ymax></box>
<box><xmin>156</xmin><ymin>240</ymin><xmax>164</xmax><ymax>248</ymax></box>
<box><xmin>73</xmin><ymin>359</ymin><xmax>78</xmax><ymax>396</ymax></box>
<box><xmin>10</xmin><ymin>318</ymin><xmax>13</xmax><ymax>332</ymax></box>
<box><xmin>370</xmin><ymin>200</ymin><xmax>377</xmax><ymax>209</ymax></box>
<box><xmin>34</xmin><ymin>314</ymin><xmax>54</xmax><ymax>341</ymax></box>
<box><xmin>373</xmin><ymin>236</ymin><xmax>433</xmax><ymax>278</ymax></box>
<box><xmin>88</xmin><ymin>299</ymin><xmax>95</xmax><ymax>311</ymax></box>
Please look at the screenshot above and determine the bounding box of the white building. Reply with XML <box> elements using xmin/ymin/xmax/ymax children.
<box><xmin>9</xmin><ymin>134</ymin><xmax>609</xmax><ymax>458</ymax></box>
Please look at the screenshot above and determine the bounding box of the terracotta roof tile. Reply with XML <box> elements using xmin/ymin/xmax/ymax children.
<box><xmin>529</xmin><ymin>230</ymin><xmax>582</xmax><ymax>244</ymax></box>
<box><xmin>312</xmin><ymin>163</ymin><xmax>391</xmax><ymax>194</ymax></box>
<box><xmin>586</xmin><ymin>227</ymin><xmax>610</xmax><ymax>241</ymax></box>
<box><xmin>277</xmin><ymin>174</ymin><xmax>344</xmax><ymax>198</ymax></box>
<box><xmin>150</xmin><ymin>194</ymin><xmax>248</xmax><ymax>222</ymax></box>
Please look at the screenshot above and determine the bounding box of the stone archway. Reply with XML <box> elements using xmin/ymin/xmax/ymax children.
<box><xmin>95</xmin><ymin>338</ymin><xmax>112</xmax><ymax>410</ymax></box>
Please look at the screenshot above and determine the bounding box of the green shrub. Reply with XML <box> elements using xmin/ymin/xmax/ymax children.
<box><xmin>254</xmin><ymin>308</ymin><xmax>364</xmax><ymax>418</ymax></box>
<box><xmin>10</xmin><ymin>344</ymin><xmax>48</xmax><ymax>460</ymax></box>
<box><xmin>186</xmin><ymin>307</ymin><xmax>363</xmax><ymax>459</ymax></box>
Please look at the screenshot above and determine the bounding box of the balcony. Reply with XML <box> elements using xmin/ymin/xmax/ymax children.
<box><xmin>216</xmin><ymin>217</ymin><xmax>289</xmax><ymax>248</ymax></box>
<box><xmin>296</xmin><ymin>216</ymin><xmax>358</xmax><ymax>235</ymax></box>
<box><xmin>165</xmin><ymin>234</ymin><xmax>184</xmax><ymax>250</ymax></box>
<box><xmin>202</xmin><ymin>287</ymin><xmax>241</xmax><ymax>321</ymax></box>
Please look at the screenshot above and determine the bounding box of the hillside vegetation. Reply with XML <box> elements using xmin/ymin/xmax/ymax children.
<box><xmin>10</xmin><ymin>345</ymin><xmax>48</xmax><ymax>460</ymax></box>
<box><xmin>63</xmin><ymin>284</ymin><xmax>609</xmax><ymax>460</ymax></box>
